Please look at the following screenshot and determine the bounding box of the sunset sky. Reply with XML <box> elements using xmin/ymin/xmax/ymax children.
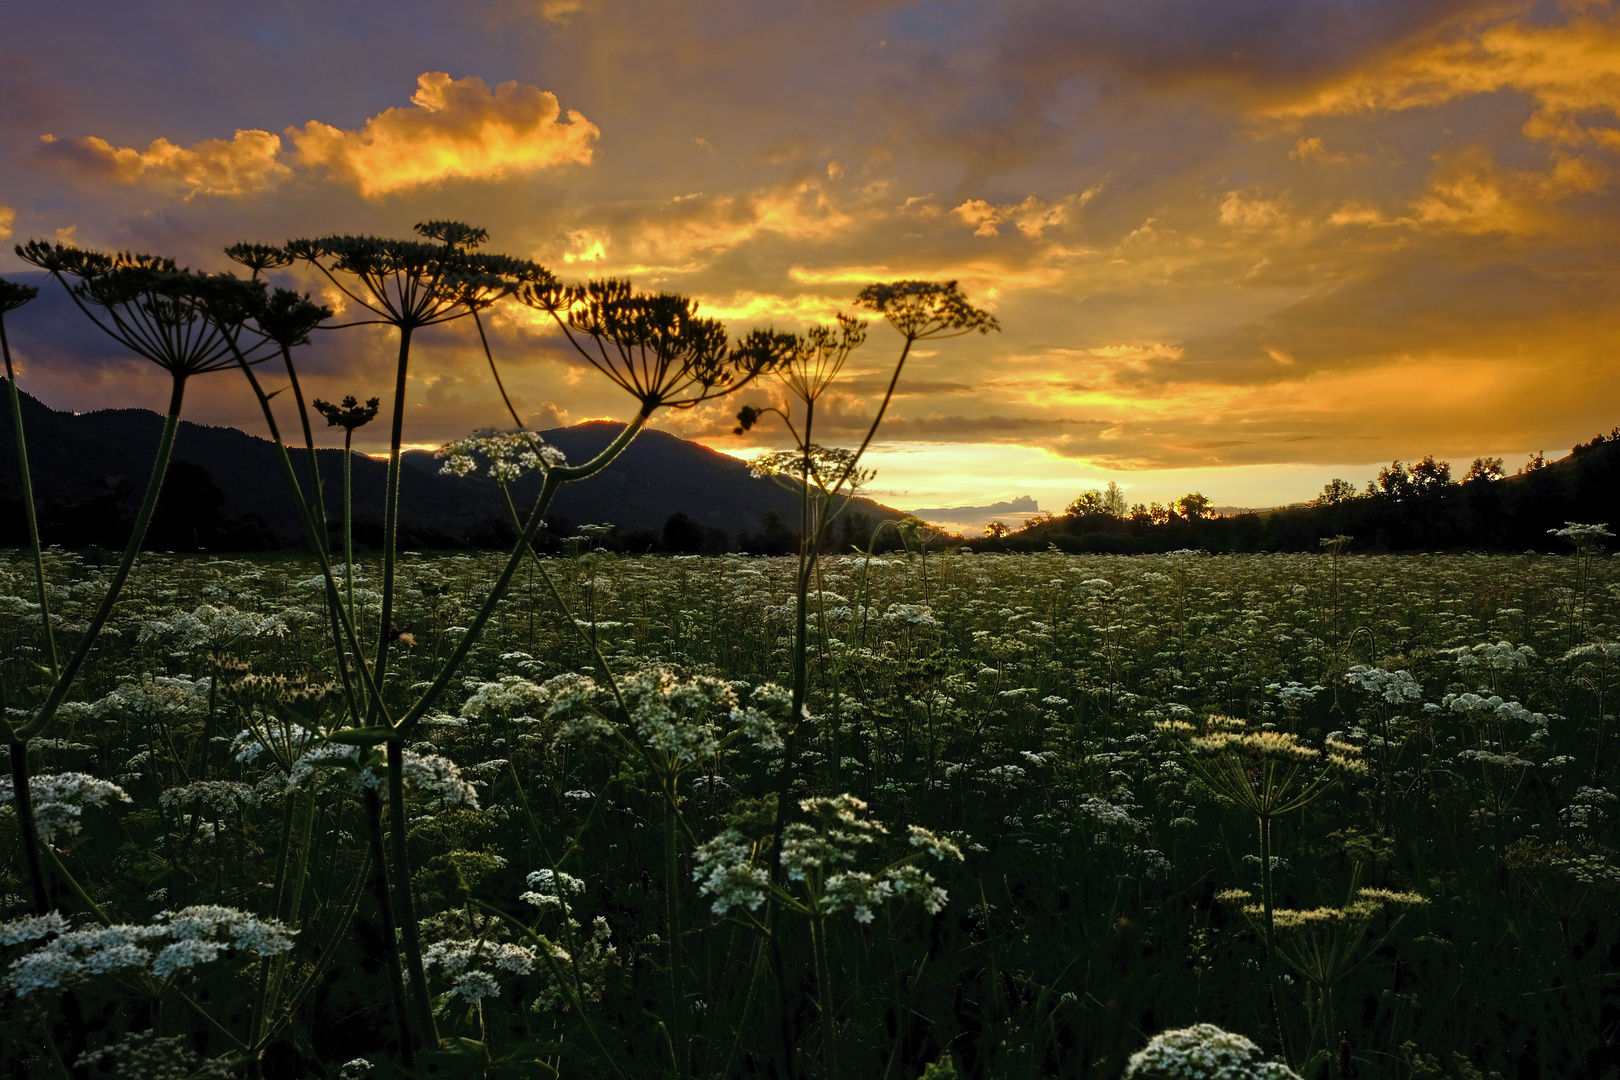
<box><xmin>4</xmin><ymin>0</ymin><xmax>1620</xmax><ymax>525</ymax></box>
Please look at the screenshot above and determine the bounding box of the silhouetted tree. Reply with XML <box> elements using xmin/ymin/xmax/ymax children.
<box><xmin>48</xmin><ymin>476</ymin><xmax>135</xmax><ymax>549</ymax></box>
<box><xmin>1316</xmin><ymin>478</ymin><xmax>1359</xmax><ymax>506</ymax></box>
<box><xmin>1176</xmin><ymin>493</ymin><xmax>1213</xmax><ymax>520</ymax></box>
<box><xmin>1372</xmin><ymin>461</ymin><xmax>1414</xmax><ymax>500</ymax></box>
<box><xmin>663</xmin><ymin>511</ymin><xmax>706</xmax><ymax>553</ymax></box>
<box><xmin>1409</xmin><ymin>454</ymin><xmax>1451</xmax><ymax>491</ymax></box>
<box><xmin>148</xmin><ymin>460</ymin><xmax>228</xmax><ymax>551</ymax></box>
<box><xmin>740</xmin><ymin>509</ymin><xmax>797</xmax><ymax>555</ymax></box>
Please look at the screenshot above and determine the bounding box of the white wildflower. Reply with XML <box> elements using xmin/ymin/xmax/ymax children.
<box><xmin>1125</xmin><ymin>1023</ymin><xmax>1301</xmax><ymax>1080</ymax></box>
<box><xmin>0</xmin><ymin>772</ymin><xmax>132</xmax><ymax>842</ymax></box>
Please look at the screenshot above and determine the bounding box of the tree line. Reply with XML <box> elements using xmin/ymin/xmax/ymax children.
<box><xmin>968</xmin><ymin>432</ymin><xmax>1620</xmax><ymax>554</ymax></box>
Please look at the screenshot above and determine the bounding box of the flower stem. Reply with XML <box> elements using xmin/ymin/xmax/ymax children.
<box><xmin>388</xmin><ymin>739</ymin><xmax>438</xmax><ymax>1042</ymax></box>
<box><xmin>2</xmin><ymin>314</ymin><xmax>57</xmax><ymax>676</ymax></box>
<box><xmin>364</xmin><ymin>785</ymin><xmax>417</xmax><ymax>1068</ymax></box>
<box><xmin>373</xmin><ymin>325</ymin><xmax>414</xmax><ymax>709</ymax></box>
<box><xmin>22</xmin><ymin>374</ymin><xmax>187</xmax><ymax>740</ymax></box>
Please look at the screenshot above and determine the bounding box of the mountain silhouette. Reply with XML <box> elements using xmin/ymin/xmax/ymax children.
<box><xmin>0</xmin><ymin>390</ymin><xmax>902</xmax><ymax>552</ymax></box>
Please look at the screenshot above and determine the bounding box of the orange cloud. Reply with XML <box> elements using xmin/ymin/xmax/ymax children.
<box><xmin>36</xmin><ymin>129</ymin><xmax>288</xmax><ymax>198</ymax></box>
<box><xmin>0</xmin><ymin>206</ymin><xmax>13</xmax><ymax>242</ymax></box>
<box><xmin>289</xmin><ymin>72</ymin><xmax>597</xmax><ymax>198</ymax></box>
<box><xmin>1410</xmin><ymin>144</ymin><xmax>1607</xmax><ymax>233</ymax></box>
<box><xmin>538</xmin><ymin>0</ymin><xmax>592</xmax><ymax>23</ymax></box>
<box><xmin>1289</xmin><ymin>136</ymin><xmax>1351</xmax><ymax>164</ymax></box>
<box><xmin>1271</xmin><ymin>8</ymin><xmax>1620</xmax><ymax>151</ymax></box>
<box><xmin>623</xmin><ymin>179</ymin><xmax>852</xmax><ymax>261</ymax></box>
<box><xmin>951</xmin><ymin>189</ymin><xmax>1097</xmax><ymax>238</ymax></box>
<box><xmin>1218</xmin><ymin>190</ymin><xmax>1291</xmax><ymax>232</ymax></box>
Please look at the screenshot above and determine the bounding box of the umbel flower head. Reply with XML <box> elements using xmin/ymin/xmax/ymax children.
<box><xmin>1549</xmin><ymin>521</ymin><xmax>1614</xmax><ymax>553</ymax></box>
<box><xmin>15</xmin><ymin>242</ymin><xmax>275</xmax><ymax>378</ymax></box>
<box><xmin>283</xmin><ymin>221</ymin><xmax>549</xmax><ymax>329</ymax></box>
<box><xmin>254</xmin><ymin>288</ymin><xmax>332</xmax><ymax>348</ymax></box>
<box><xmin>1156</xmin><ymin>714</ymin><xmax>1364</xmax><ymax>815</ymax></box>
<box><xmin>854</xmin><ymin>279</ymin><xmax>1000</xmax><ymax>341</ymax></box>
<box><xmin>223</xmin><ymin>242</ymin><xmax>294</xmax><ymax>277</ymax></box>
<box><xmin>0</xmin><ymin>906</ymin><xmax>296</xmax><ymax>997</ymax></box>
<box><xmin>0</xmin><ymin>275</ymin><xmax>39</xmax><ymax>314</ymax></box>
<box><xmin>315</xmin><ymin>395</ymin><xmax>381</xmax><ymax>433</ymax></box>
<box><xmin>518</xmin><ymin>278</ymin><xmax>790</xmax><ymax>413</ymax></box>
<box><xmin>1215</xmin><ymin>886</ymin><xmax>1429</xmax><ymax>932</ymax></box>
<box><xmin>750</xmin><ymin>445</ymin><xmax>875</xmax><ymax>497</ymax></box>
<box><xmin>437</xmin><ymin>429</ymin><xmax>566</xmax><ymax>483</ymax></box>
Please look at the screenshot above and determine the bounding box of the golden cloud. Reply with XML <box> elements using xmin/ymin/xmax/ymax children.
<box><xmin>289</xmin><ymin>72</ymin><xmax>598</xmax><ymax>198</ymax></box>
<box><xmin>36</xmin><ymin>129</ymin><xmax>289</xmax><ymax>198</ymax></box>
<box><xmin>1271</xmin><ymin>8</ymin><xmax>1620</xmax><ymax>151</ymax></box>
<box><xmin>1410</xmin><ymin>144</ymin><xmax>1607</xmax><ymax>233</ymax></box>
<box><xmin>1289</xmin><ymin>136</ymin><xmax>1352</xmax><ymax>164</ymax></box>
<box><xmin>788</xmin><ymin>261</ymin><xmax>1062</xmax><ymax>300</ymax></box>
<box><xmin>0</xmin><ymin>206</ymin><xmax>13</xmax><ymax>242</ymax></box>
<box><xmin>538</xmin><ymin>0</ymin><xmax>592</xmax><ymax>23</ymax></box>
<box><xmin>1218</xmin><ymin>190</ymin><xmax>1292</xmax><ymax>233</ymax></box>
<box><xmin>623</xmin><ymin>179</ymin><xmax>852</xmax><ymax>261</ymax></box>
<box><xmin>953</xmin><ymin>195</ymin><xmax>1067</xmax><ymax>237</ymax></box>
<box><xmin>951</xmin><ymin>187</ymin><xmax>1100</xmax><ymax>238</ymax></box>
<box><xmin>689</xmin><ymin>290</ymin><xmax>846</xmax><ymax>325</ymax></box>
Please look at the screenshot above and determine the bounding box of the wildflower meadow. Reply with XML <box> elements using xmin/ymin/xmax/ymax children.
<box><xmin>0</xmin><ymin>226</ymin><xmax>1616</xmax><ymax>1080</ymax></box>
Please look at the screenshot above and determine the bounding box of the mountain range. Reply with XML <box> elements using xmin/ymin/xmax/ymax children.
<box><xmin>0</xmin><ymin>390</ymin><xmax>904</xmax><ymax>552</ymax></box>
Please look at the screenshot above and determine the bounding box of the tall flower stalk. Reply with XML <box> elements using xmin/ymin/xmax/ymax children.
<box><xmin>0</xmin><ymin>277</ymin><xmax>55</xmax><ymax>679</ymax></box>
<box><xmin>0</xmin><ymin>247</ymin><xmax>279</xmax><ymax>1066</ymax></box>
<box><xmin>285</xmin><ymin>225</ymin><xmax>534</xmax><ymax>696</ymax></box>
<box><xmin>12</xmin><ymin>244</ymin><xmax>275</xmax><ymax>739</ymax></box>
<box><xmin>735</xmin><ymin>283</ymin><xmax>998</xmax><ymax>881</ymax></box>
<box><xmin>1158</xmin><ymin>716</ymin><xmax>1365</xmax><ymax>1064</ymax></box>
<box><xmin>313</xmin><ymin>395</ymin><xmax>380</xmax><ymax>622</ymax></box>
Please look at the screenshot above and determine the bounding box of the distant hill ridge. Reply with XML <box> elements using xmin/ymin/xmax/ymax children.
<box><xmin>0</xmin><ymin>391</ymin><xmax>903</xmax><ymax>551</ymax></box>
<box><xmin>908</xmin><ymin>495</ymin><xmax>1039</xmax><ymax>519</ymax></box>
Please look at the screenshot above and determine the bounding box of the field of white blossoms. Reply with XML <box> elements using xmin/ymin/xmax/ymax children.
<box><xmin>1</xmin><ymin>544</ymin><xmax>1616</xmax><ymax>1079</ymax></box>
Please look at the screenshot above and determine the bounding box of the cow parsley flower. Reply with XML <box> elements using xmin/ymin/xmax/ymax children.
<box><xmin>137</xmin><ymin>604</ymin><xmax>286</xmax><ymax>650</ymax></box>
<box><xmin>693</xmin><ymin>829</ymin><xmax>770</xmax><ymax>915</ymax></box>
<box><xmin>5</xmin><ymin>907</ymin><xmax>294</xmax><ymax>996</ymax></box>
<box><xmin>1344</xmin><ymin>666</ymin><xmax>1422</xmax><ymax>704</ymax></box>
<box><xmin>1124</xmin><ymin>1023</ymin><xmax>1301</xmax><ymax>1080</ymax></box>
<box><xmin>0</xmin><ymin>772</ymin><xmax>132</xmax><ymax>842</ymax></box>
<box><xmin>158</xmin><ymin>781</ymin><xmax>258</xmax><ymax>814</ymax></box>
<box><xmin>522</xmin><ymin>869</ymin><xmax>587</xmax><ymax>912</ymax></box>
